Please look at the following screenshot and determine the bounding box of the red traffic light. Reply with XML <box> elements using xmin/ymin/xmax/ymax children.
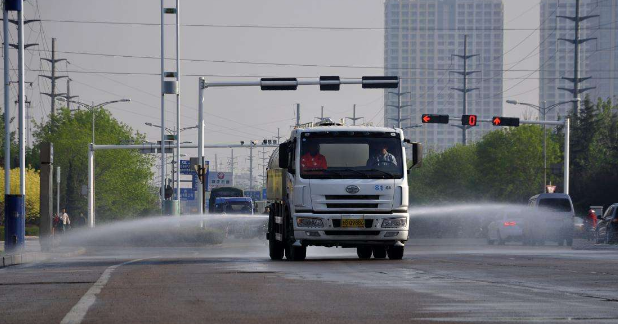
<box><xmin>492</xmin><ymin>116</ymin><xmax>519</xmax><ymax>127</ymax></box>
<box><xmin>421</xmin><ymin>114</ymin><xmax>449</xmax><ymax>124</ymax></box>
<box><xmin>461</xmin><ymin>115</ymin><xmax>477</xmax><ymax>126</ymax></box>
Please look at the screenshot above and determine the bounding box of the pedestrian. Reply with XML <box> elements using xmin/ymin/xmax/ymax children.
<box><xmin>78</xmin><ymin>213</ymin><xmax>87</xmax><ymax>227</ymax></box>
<box><xmin>52</xmin><ymin>213</ymin><xmax>60</xmax><ymax>237</ymax></box>
<box><xmin>585</xmin><ymin>209</ymin><xmax>598</xmax><ymax>241</ymax></box>
<box><xmin>61</xmin><ymin>208</ymin><xmax>71</xmax><ymax>233</ymax></box>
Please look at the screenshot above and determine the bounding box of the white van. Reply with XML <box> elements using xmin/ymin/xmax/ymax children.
<box><xmin>528</xmin><ymin>193</ymin><xmax>575</xmax><ymax>246</ymax></box>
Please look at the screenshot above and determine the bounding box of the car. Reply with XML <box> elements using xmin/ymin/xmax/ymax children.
<box><xmin>528</xmin><ymin>193</ymin><xmax>575</xmax><ymax>246</ymax></box>
<box><xmin>487</xmin><ymin>208</ymin><xmax>529</xmax><ymax>245</ymax></box>
<box><xmin>595</xmin><ymin>203</ymin><xmax>618</xmax><ymax>244</ymax></box>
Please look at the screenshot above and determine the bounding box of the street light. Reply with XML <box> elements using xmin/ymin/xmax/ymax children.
<box><xmin>506</xmin><ymin>98</ymin><xmax>579</xmax><ymax>192</ymax></box>
<box><xmin>56</xmin><ymin>97</ymin><xmax>131</xmax><ymax>144</ymax></box>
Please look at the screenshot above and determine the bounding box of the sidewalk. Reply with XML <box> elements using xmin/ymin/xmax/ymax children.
<box><xmin>0</xmin><ymin>236</ymin><xmax>86</xmax><ymax>268</ymax></box>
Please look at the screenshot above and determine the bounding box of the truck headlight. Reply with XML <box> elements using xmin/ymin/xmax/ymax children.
<box><xmin>381</xmin><ymin>218</ymin><xmax>407</xmax><ymax>228</ymax></box>
<box><xmin>297</xmin><ymin>217</ymin><xmax>324</xmax><ymax>228</ymax></box>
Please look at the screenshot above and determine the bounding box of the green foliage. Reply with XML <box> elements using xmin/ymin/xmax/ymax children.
<box><xmin>32</xmin><ymin>107</ymin><xmax>159</xmax><ymax>222</ymax></box>
<box><xmin>409</xmin><ymin>125</ymin><xmax>560</xmax><ymax>204</ymax></box>
<box><xmin>565</xmin><ymin>97</ymin><xmax>618</xmax><ymax>212</ymax></box>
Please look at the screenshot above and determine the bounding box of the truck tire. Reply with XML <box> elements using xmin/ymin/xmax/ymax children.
<box><xmin>356</xmin><ymin>246</ymin><xmax>372</xmax><ymax>259</ymax></box>
<box><xmin>268</xmin><ymin>206</ymin><xmax>284</xmax><ymax>260</ymax></box>
<box><xmin>373</xmin><ymin>247</ymin><xmax>387</xmax><ymax>259</ymax></box>
<box><xmin>286</xmin><ymin>245</ymin><xmax>306</xmax><ymax>261</ymax></box>
<box><xmin>387</xmin><ymin>246</ymin><xmax>404</xmax><ymax>260</ymax></box>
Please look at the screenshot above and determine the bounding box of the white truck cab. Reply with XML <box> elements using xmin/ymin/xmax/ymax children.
<box><xmin>266</xmin><ymin>120</ymin><xmax>422</xmax><ymax>260</ymax></box>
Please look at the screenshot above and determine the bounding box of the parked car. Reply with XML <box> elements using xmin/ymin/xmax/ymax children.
<box><xmin>528</xmin><ymin>193</ymin><xmax>575</xmax><ymax>246</ymax></box>
<box><xmin>487</xmin><ymin>208</ymin><xmax>528</xmax><ymax>245</ymax></box>
<box><xmin>595</xmin><ymin>203</ymin><xmax>618</xmax><ymax>244</ymax></box>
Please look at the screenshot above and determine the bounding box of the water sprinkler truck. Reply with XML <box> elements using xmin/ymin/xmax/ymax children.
<box><xmin>266</xmin><ymin>119</ymin><xmax>422</xmax><ymax>261</ymax></box>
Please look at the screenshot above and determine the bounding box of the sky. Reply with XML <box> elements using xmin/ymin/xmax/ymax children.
<box><xmin>2</xmin><ymin>0</ymin><xmax>543</xmax><ymax>175</ymax></box>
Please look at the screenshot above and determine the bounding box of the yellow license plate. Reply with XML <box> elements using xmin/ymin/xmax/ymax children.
<box><xmin>342</xmin><ymin>219</ymin><xmax>365</xmax><ymax>228</ymax></box>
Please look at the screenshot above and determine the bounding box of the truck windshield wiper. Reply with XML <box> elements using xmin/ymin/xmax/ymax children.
<box><xmin>339</xmin><ymin>168</ymin><xmax>369</xmax><ymax>178</ymax></box>
<box><xmin>366</xmin><ymin>168</ymin><xmax>395</xmax><ymax>179</ymax></box>
<box><xmin>304</xmin><ymin>169</ymin><xmax>343</xmax><ymax>178</ymax></box>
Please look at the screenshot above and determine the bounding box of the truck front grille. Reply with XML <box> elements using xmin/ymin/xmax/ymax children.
<box><xmin>326</xmin><ymin>203</ymin><xmax>379</xmax><ymax>209</ymax></box>
<box><xmin>324</xmin><ymin>231</ymin><xmax>380</xmax><ymax>236</ymax></box>
<box><xmin>325</xmin><ymin>195</ymin><xmax>380</xmax><ymax>200</ymax></box>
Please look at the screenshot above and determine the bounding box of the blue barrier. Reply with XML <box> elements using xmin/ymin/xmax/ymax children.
<box><xmin>4</xmin><ymin>194</ymin><xmax>25</xmax><ymax>252</ymax></box>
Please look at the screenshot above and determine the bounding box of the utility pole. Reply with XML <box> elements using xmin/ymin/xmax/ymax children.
<box><xmin>40</xmin><ymin>38</ymin><xmax>67</xmax><ymax>118</ymax></box>
<box><xmin>214</xmin><ymin>154</ymin><xmax>218</xmax><ymax>172</ymax></box>
<box><xmin>296</xmin><ymin>103</ymin><xmax>300</xmax><ymax>126</ymax></box>
<box><xmin>259</xmin><ymin>148</ymin><xmax>269</xmax><ymax>188</ymax></box>
<box><xmin>230</xmin><ymin>149</ymin><xmax>235</xmax><ymax>186</ymax></box>
<box><xmin>276</xmin><ymin>128</ymin><xmax>281</xmax><ymax>144</ymax></box>
<box><xmin>63</xmin><ymin>78</ymin><xmax>78</xmax><ymax>110</ymax></box>
<box><xmin>557</xmin><ymin>0</ymin><xmax>598</xmax><ymax>116</ymax></box>
<box><xmin>386</xmin><ymin>87</ymin><xmax>411</xmax><ymax>128</ymax></box>
<box><xmin>346</xmin><ymin>104</ymin><xmax>362</xmax><ymax>125</ymax></box>
<box><xmin>248</xmin><ymin>146</ymin><xmax>254</xmax><ymax>191</ymax></box>
<box><xmin>450</xmin><ymin>35</ymin><xmax>480</xmax><ymax>145</ymax></box>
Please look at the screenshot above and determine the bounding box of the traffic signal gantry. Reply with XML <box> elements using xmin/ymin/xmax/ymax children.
<box><xmin>419</xmin><ymin>113</ymin><xmax>571</xmax><ymax>195</ymax></box>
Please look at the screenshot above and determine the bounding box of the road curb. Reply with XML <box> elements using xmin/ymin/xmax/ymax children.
<box><xmin>1</xmin><ymin>247</ymin><xmax>87</xmax><ymax>268</ymax></box>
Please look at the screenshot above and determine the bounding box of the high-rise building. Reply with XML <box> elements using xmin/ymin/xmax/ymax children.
<box><xmin>540</xmin><ymin>0</ymin><xmax>618</xmax><ymax>119</ymax></box>
<box><xmin>384</xmin><ymin>0</ymin><xmax>504</xmax><ymax>152</ymax></box>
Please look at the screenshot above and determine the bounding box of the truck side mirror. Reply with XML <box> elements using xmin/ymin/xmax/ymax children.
<box><xmin>278</xmin><ymin>143</ymin><xmax>289</xmax><ymax>168</ymax></box>
<box><xmin>410</xmin><ymin>142</ymin><xmax>422</xmax><ymax>169</ymax></box>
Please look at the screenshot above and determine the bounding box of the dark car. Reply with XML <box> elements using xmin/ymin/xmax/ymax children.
<box><xmin>595</xmin><ymin>204</ymin><xmax>618</xmax><ymax>244</ymax></box>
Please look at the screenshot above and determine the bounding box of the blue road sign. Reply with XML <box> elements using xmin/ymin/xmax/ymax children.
<box><xmin>180</xmin><ymin>188</ymin><xmax>195</xmax><ymax>201</ymax></box>
<box><xmin>180</xmin><ymin>160</ymin><xmax>193</xmax><ymax>175</ymax></box>
<box><xmin>262</xmin><ymin>188</ymin><xmax>267</xmax><ymax>200</ymax></box>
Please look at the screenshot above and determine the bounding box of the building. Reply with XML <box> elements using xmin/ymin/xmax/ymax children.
<box><xmin>384</xmin><ymin>0</ymin><xmax>504</xmax><ymax>152</ymax></box>
<box><xmin>540</xmin><ymin>0</ymin><xmax>618</xmax><ymax>119</ymax></box>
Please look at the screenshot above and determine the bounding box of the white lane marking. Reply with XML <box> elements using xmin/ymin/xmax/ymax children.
<box><xmin>60</xmin><ymin>258</ymin><xmax>145</xmax><ymax>324</ymax></box>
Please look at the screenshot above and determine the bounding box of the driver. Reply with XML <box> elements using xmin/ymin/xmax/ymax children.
<box><xmin>301</xmin><ymin>142</ymin><xmax>327</xmax><ymax>170</ymax></box>
<box><xmin>367</xmin><ymin>143</ymin><xmax>397</xmax><ymax>167</ymax></box>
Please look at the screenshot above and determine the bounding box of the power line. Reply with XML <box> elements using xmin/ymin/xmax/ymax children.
<box><xmin>37</xmin><ymin>18</ymin><xmax>618</xmax><ymax>31</ymax></box>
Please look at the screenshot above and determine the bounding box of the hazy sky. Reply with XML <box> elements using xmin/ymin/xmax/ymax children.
<box><xmin>3</xmin><ymin>0</ymin><xmax>543</xmax><ymax>173</ymax></box>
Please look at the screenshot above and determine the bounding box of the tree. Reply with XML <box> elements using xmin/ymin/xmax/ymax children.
<box><xmin>31</xmin><ymin>107</ymin><xmax>159</xmax><ymax>222</ymax></box>
<box><xmin>408</xmin><ymin>125</ymin><xmax>560</xmax><ymax>204</ymax></box>
<box><xmin>0</xmin><ymin>167</ymin><xmax>40</xmax><ymax>223</ymax></box>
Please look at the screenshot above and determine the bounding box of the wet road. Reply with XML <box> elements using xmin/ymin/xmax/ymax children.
<box><xmin>1</xmin><ymin>239</ymin><xmax>618</xmax><ymax>324</ymax></box>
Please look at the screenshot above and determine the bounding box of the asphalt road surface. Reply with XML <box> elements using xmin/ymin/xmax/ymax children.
<box><xmin>1</xmin><ymin>239</ymin><xmax>618</xmax><ymax>324</ymax></box>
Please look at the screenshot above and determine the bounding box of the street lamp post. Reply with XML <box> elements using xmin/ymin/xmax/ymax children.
<box><xmin>56</xmin><ymin>97</ymin><xmax>130</xmax><ymax>227</ymax></box>
<box><xmin>506</xmin><ymin>99</ymin><xmax>579</xmax><ymax>192</ymax></box>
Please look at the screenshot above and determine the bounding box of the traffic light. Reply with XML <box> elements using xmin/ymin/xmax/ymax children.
<box><xmin>421</xmin><ymin>114</ymin><xmax>449</xmax><ymax>124</ymax></box>
<box><xmin>461</xmin><ymin>115</ymin><xmax>478</xmax><ymax>126</ymax></box>
<box><xmin>492</xmin><ymin>116</ymin><xmax>520</xmax><ymax>127</ymax></box>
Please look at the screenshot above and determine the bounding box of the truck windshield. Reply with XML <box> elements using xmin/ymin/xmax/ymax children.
<box><xmin>538</xmin><ymin>199</ymin><xmax>572</xmax><ymax>213</ymax></box>
<box><xmin>299</xmin><ymin>132</ymin><xmax>404</xmax><ymax>179</ymax></box>
<box><xmin>215</xmin><ymin>201</ymin><xmax>253</xmax><ymax>214</ymax></box>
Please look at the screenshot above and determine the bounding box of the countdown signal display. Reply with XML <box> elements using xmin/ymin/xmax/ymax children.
<box><xmin>461</xmin><ymin>115</ymin><xmax>478</xmax><ymax>126</ymax></box>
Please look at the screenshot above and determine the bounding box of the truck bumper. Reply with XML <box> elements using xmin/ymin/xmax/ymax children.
<box><xmin>292</xmin><ymin>212</ymin><xmax>409</xmax><ymax>247</ymax></box>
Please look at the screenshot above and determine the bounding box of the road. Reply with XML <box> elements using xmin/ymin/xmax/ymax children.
<box><xmin>1</xmin><ymin>239</ymin><xmax>618</xmax><ymax>324</ymax></box>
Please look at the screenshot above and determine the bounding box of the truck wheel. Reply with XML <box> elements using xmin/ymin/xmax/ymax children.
<box><xmin>387</xmin><ymin>246</ymin><xmax>404</xmax><ymax>260</ymax></box>
<box><xmin>269</xmin><ymin>237</ymin><xmax>284</xmax><ymax>260</ymax></box>
<box><xmin>286</xmin><ymin>245</ymin><xmax>306</xmax><ymax>261</ymax></box>
<box><xmin>373</xmin><ymin>247</ymin><xmax>387</xmax><ymax>259</ymax></box>
<box><xmin>357</xmin><ymin>246</ymin><xmax>372</xmax><ymax>259</ymax></box>
<box><xmin>268</xmin><ymin>207</ymin><xmax>284</xmax><ymax>260</ymax></box>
